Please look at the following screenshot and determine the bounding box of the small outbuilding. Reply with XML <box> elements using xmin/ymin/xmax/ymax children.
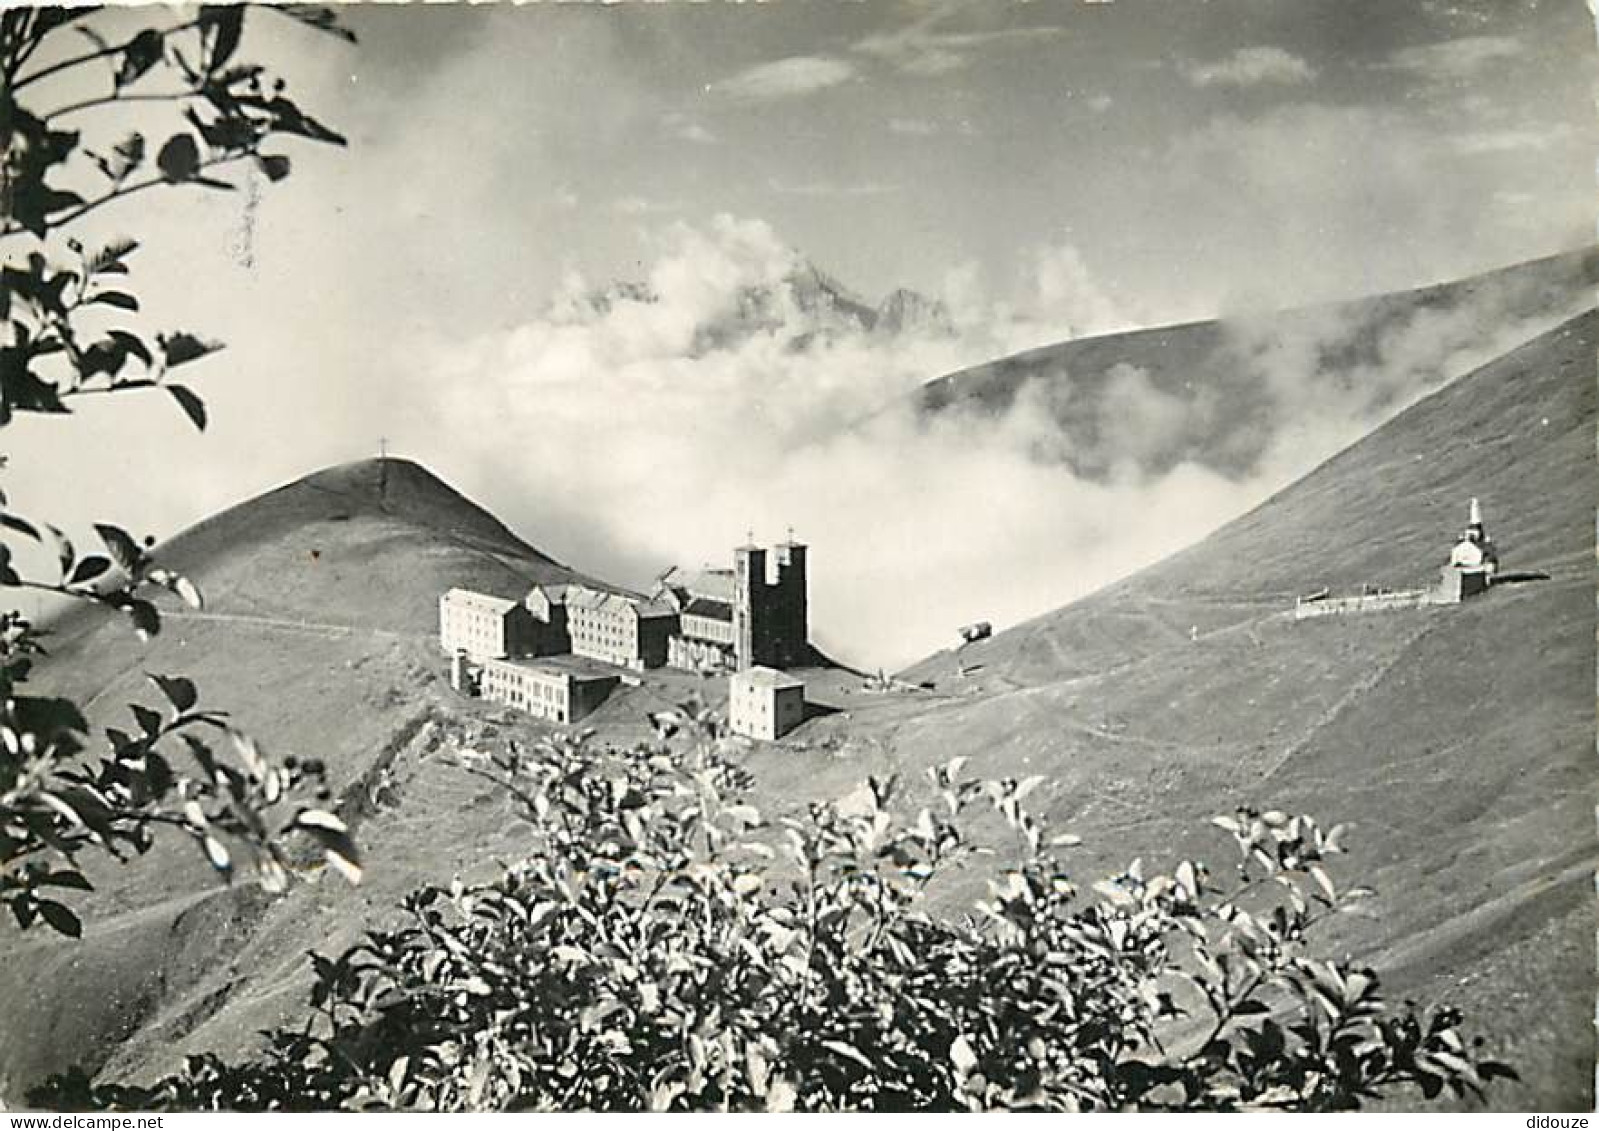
<box><xmin>728</xmin><ymin>666</ymin><xmax>805</xmax><ymax>741</ymax></box>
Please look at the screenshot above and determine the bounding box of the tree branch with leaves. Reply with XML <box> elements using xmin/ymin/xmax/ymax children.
<box><xmin>1</xmin><ymin>3</ymin><xmax>360</xmax><ymax>937</ymax></box>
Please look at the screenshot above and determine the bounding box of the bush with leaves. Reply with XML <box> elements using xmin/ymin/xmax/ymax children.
<box><xmin>36</xmin><ymin>702</ymin><xmax>1515</xmax><ymax>1112</ymax></box>
<box><xmin>1</xmin><ymin>5</ymin><xmax>360</xmax><ymax>935</ymax></box>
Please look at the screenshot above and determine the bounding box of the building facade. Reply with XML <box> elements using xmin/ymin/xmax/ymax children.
<box><xmin>1437</xmin><ymin>496</ymin><xmax>1499</xmax><ymax>603</ymax></box>
<box><xmin>522</xmin><ymin>584</ymin><xmax>573</xmax><ymax>655</ymax></box>
<box><xmin>478</xmin><ymin>657</ymin><xmax>619</xmax><ymax>724</ymax></box>
<box><xmin>444</xmin><ymin>537</ymin><xmax>810</xmax><ymax>675</ymax></box>
<box><xmin>728</xmin><ymin>666</ymin><xmax>806</xmax><ymax>741</ymax></box>
<box><xmin>440</xmin><ymin>588</ymin><xmax>537</xmax><ymax>660</ymax></box>
<box><xmin>565</xmin><ymin>585</ymin><xmax>677</xmax><ymax>670</ymax></box>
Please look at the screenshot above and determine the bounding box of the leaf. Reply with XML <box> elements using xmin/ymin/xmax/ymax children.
<box><xmin>295</xmin><ymin>809</ymin><xmax>347</xmax><ymax>834</ymax></box>
<box><xmin>0</xmin><ymin>513</ymin><xmax>40</xmax><ymax>541</ymax></box>
<box><xmin>39</xmin><ymin>870</ymin><xmax>94</xmax><ymax>892</ymax></box>
<box><xmin>165</xmin><ymin>384</ymin><xmax>207</xmax><ymax>431</ymax></box>
<box><xmin>258</xmin><ymin>857</ymin><xmax>287</xmax><ymax>894</ymax></box>
<box><xmin>80</xmin><ymin>340</ymin><xmax>127</xmax><ymax>380</ymax></box>
<box><xmin>156</xmin><ymin>133</ymin><xmax>202</xmax><ymax>182</ymax></box>
<box><xmin>116</xmin><ymin>29</ymin><xmax>165</xmax><ymax>89</ymax></box>
<box><xmin>203</xmin><ymin>834</ymin><xmax>232</xmax><ymax>873</ymax></box>
<box><xmin>322</xmin><ymin>839</ymin><xmax>363</xmax><ymax>885</ymax></box>
<box><xmin>200</xmin><ymin>5</ymin><xmax>245</xmax><ymax>72</ymax></box>
<box><xmin>67</xmin><ymin>555</ymin><xmax>111</xmax><ymax>586</ymax></box>
<box><xmin>950</xmin><ymin>1034</ymin><xmax>978</xmax><ymax>1075</ymax></box>
<box><xmin>172</xmin><ymin>574</ymin><xmax>203</xmax><ymax>610</ymax></box>
<box><xmin>821</xmin><ymin>1040</ymin><xmax>874</xmax><ymax>1071</ymax></box>
<box><xmin>86</xmin><ymin>291</ymin><xmax>139</xmax><ymax>312</ymax></box>
<box><xmin>274</xmin><ymin>5</ymin><xmax>358</xmax><ymax>43</ymax></box>
<box><xmin>764</xmin><ymin>1076</ymin><xmax>797</xmax><ymax>1114</ymax></box>
<box><xmin>131</xmin><ymin>702</ymin><xmax>163</xmax><ymax>738</ymax></box>
<box><xmin>1308</xmin><ymin>863</ymin><xmax>1336</xmax><ymax>904</ymax></box>
<box><xmin>1</xmin><ymin>358</ymin><xmax>67</xmax><ymax>417</ymax></box>
<box><xmin>256</xmin><ymin>154</ymin><xmax>291</xmax><ymax>182</ymax></box>
<box><xmin>126</xmin><ymin>599</ymin><xmax>160</xmax><ymax>640</ymax></box>
<box><xmin>148</xmin><ymin>673</ymin><xmax>198</xmax><ymax>714</ymax></box>
<box><xmin>144</xmin><ymin>750</ymin><xmax>173</xmax><ymax>795</ymax></box>
<box><xmin>92</xmin><ymin>528</ymin><xmax>141</xmax><ymax>579</ymax></box>
<box><xmin>1016</xmin><ymin>774</ymin><xmax>1046</xmax><ymax>800</ymax></box>
<box><xmin>102</xmin><ymin>137</ymin><xmax>145</xmax><ymax>185</ymax></box>
<box><xmin>36</xmin><ymin>900</ymin><xmax>82</xmax><ymax>938</ymax></box>
<box><xmin>158</xmin><ymin>332</ymin><xmax>224</xmax><ymax>369</ymax></box>
<box><xmin>230</xmin><ymin>729</ymin><xmax>268</xmax><ymax>781</ymax></box>
<box><xmin>106</xmin><ymin>330</ymin><xmax>152</xmax><ymax>371</ymax></box>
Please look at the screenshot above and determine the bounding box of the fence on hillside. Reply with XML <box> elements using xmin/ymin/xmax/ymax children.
<box><xmin>1293</xmin><ymin>587</ymin><xmax>1435</xmax><ymax>620</ymax></box>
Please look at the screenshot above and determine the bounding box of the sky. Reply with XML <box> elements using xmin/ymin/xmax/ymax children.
<box><xmin>5</xmin><ymin>0</ymin><xmax>1597</xmax><ymax>667</ymax></box>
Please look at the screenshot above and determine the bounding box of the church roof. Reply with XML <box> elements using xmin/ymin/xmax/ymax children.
<box><xmin>682</xmin><ymin>597</ymin><xmax>733</xmax><ymax>622</ymax></box>
<box><xmin>683</xmin><ymin>568</ymin><xmax>734</xmax><ymax>601</ymax></box>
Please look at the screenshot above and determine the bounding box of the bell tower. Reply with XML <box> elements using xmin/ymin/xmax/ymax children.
<box><xmin>733</xmin><ymin>539</ymin><xmax>766</xmax><ymax>670</ymax></box>
<box><xmin>774</xmin><ymin>533</ymin><xmax>808</xmax><ymax>667</ymax></box>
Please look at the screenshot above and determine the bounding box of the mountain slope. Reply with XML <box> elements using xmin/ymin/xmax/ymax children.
<box><xmin>0</xmin><ymin>458</ymin><xmax>589</xmax><ymax>1100</ymax></box>
<box><xmin>916</xmin><ymin>245</ymin><xmax>1599</xmax><ymax>484</ymax></box>
<box><xmin>836</xmin><ymin>308</ymin><xmax>1595</xmax><ymax>1108</ymax></box>
<box><xmin>914</xmin><ymin>308</ymin><xmax>1595</xmax><ymax>687</ymax></box>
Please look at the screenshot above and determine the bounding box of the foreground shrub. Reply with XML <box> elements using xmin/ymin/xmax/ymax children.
<box><xmin>37</xmin><ymin>703</ymin><xmax>1513</xmax><ymax>1112</ymax></box>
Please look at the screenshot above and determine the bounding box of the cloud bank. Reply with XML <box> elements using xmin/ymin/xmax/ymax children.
<box><xmin>398</xmin><ymin>215</ymin><xmax>1588</xmax><ymax>672</ymax></box>
<box><xmin>400</xmin><ymin>218</ymin><xmax>1266</xmax><ymax>669</ymax></box>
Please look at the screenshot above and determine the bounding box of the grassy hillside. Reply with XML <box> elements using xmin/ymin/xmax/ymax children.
<box><xmin>876</xmin><ymin>309</ymin><xmax>1596</xmax><ymax>1108</ymax></box>
<box><xmin>916</xmin><ymin>245</ymin><xmax>1599</xmax><ymax>484</ymax></box>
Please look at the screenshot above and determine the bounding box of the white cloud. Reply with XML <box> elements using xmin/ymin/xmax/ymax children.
<box><xmin>888</xmin><ymin>117</ymin><xmax>939</xmax><ymax>136</ymax></box>
<box><xmin>1451</xmin><ymin>123</ymin><xmax>1575</xmax><ymax>155</ymax></box>
<box><xmin>1185</xmin><ymin>46</ymin><xmax>1316</xmax><ymax>88</ymax></box>
<box><xmin>1016</xmin><ymin>241</ymin><xmax>1130</xmax><ymax>341</ymax></box>
<box><xmin>402</xmin><ymin>216</ymin><xmax>1251</xmax><ymax>669</ymax></box>
<box><xmin>714</xmin><ymin>55</ymin><xmax>854</xmax><ymax>100</ymax></box>
<box><xmin>852</xmin><ymin>16</ymin><xmax>1062</xmax><ymax>77</ymax></box>
<box><xmin>1386</xmin><ymin>34</ymin><xmax>1522</xmax><ymax>81</ymax></box>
